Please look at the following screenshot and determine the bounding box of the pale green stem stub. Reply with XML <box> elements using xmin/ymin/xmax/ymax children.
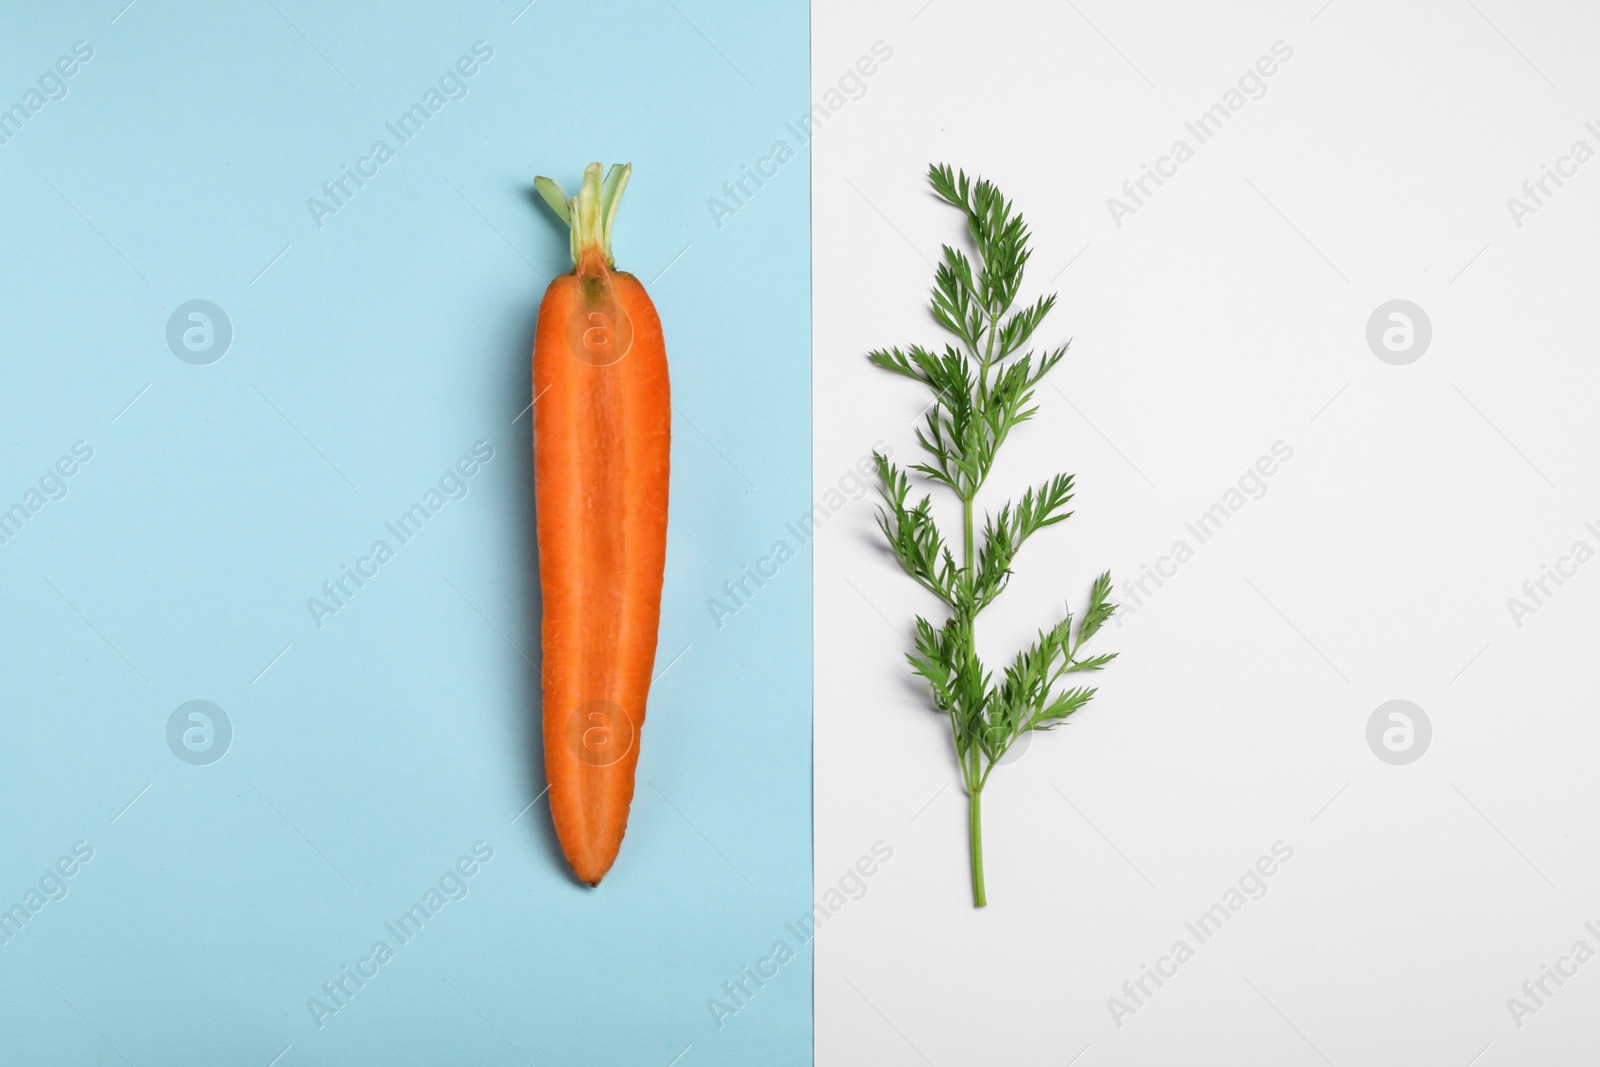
<box><xmin>533</xmin><ymin>162</ymin><xmax>633</xmax><ymax>270</ymax></box>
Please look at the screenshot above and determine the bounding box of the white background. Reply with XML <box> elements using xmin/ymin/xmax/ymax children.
<box><xmin>813</xmin><ymin>0</ymin><xmax>1600</xmax><ymax>1063</ymax></box>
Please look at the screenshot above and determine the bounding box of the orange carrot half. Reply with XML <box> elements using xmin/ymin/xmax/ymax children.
<box><xmin>532</xmin><ymin>162</ymin><xmax>670</xmax><ymax>886</ymax></box>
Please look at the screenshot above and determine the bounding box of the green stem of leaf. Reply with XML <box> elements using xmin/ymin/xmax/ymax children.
<box><xmin>962</xmin><ymin>494</ymin><xmax>974</xmax><ymax>574</ymax></box>
<box><xmin>969</xmin><ymin>786</ymin><xmax>986</xmax><ymax>908</ymax></box>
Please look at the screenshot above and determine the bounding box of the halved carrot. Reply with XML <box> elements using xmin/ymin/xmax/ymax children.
<box><xmin>532</xmin><ymin>163</ymin><xmax>670</xmax><ymax>886</ymax></box>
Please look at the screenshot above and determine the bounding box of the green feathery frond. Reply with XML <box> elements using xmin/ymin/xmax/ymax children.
<box><xmin>868</xmin><ymin>164</ymin><xmax>1119</xmax><ymax>907</ymax></box>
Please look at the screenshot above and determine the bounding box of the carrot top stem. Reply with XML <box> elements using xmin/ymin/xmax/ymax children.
<box><xmin>535</xmin><ymin>162</ymin><xmax>632</xmax><ymax>271</ymax></box>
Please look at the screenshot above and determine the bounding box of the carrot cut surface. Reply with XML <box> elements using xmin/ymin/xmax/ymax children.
<box><xmin>532</xmin><ymin>163</ymin><xmax>669</xmax><ymax>886</ymax></box>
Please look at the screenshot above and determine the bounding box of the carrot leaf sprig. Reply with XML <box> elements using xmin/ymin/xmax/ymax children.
<box><xmin>869</xmin><ymin>164</ymin><xmax>1117</xmax><ymax>908</ymax></box>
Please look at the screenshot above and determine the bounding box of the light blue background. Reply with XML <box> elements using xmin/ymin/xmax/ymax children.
<box><xmin>0</xmin><ymin>2</ymin><xmax>810</xmax><ymax>1063</ymax></box>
